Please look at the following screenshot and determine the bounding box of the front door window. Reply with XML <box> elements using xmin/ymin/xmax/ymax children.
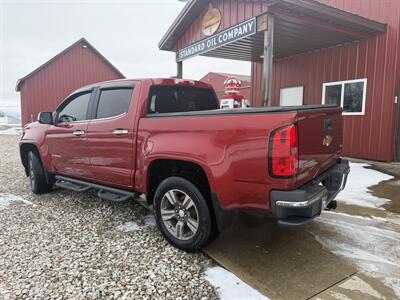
<box><xmin>57</xmin><ymin>92</ymin><xmax>91</xmax><ymax>123</ymax></box>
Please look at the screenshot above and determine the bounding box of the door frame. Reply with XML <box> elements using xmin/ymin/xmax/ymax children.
<box><xmin>85</xmin><ymin>82</ymin><xmax>136</xmax><ymax>188</ymax></box>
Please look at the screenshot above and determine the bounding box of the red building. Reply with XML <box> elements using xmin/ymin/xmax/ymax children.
<box><xmin>200</xmin><ymin>72</ymin><xmax>251</xmax><ymax>99</ymax></box>
<box><xmin>16</xmin><ymin>38</ymin><xmax>125</xmax><ymax>126</ymax></box>
<box><xmin>159</xmin><ymin>0</ymin><xmax>400</xmax><ymax>162</ymax></box>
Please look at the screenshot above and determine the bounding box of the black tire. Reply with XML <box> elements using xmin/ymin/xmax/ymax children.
<box><xmin>27</xmin><ymin>151</ymin><xmax>52</xmax><ymax>194</ymax></box>
<box><xmin>153</xmin><ymin>177</ymin><xmax>212</xmax><ymax>252</ymax></box>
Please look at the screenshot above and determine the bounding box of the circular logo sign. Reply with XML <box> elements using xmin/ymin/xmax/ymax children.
<box><xmin>224</xmin><ymin>76</ymin><xmax>242</xmax><ymax>94</ymax></box>
<box><xmin>202</xmin><ymin>8</ymin><xmax>221</xmax><ymax>36</ymax></box>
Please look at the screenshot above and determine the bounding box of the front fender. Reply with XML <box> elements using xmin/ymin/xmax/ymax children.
<box><xmin>20</xmin><ymin>122</ymin><xmax>53</xmax><ymax>171</ymax></box>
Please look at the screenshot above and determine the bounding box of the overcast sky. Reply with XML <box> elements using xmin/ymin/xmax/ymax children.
<box><xmin>0</xmin><ymin>0</ymin><xmax>250</xmax><ymax>117</ymax></box>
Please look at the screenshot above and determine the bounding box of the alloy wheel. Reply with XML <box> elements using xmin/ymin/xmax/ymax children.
<box><xmin>160</xmin><ymin>189</ymin><xmax>199</xmax><ymax>240</ymax></box>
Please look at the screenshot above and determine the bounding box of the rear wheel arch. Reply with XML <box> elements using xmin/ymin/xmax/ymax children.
<box><xmin>146</xmin><ymin>159</ymin><xmax>212</xmax><ymax>205</ymax></box>
<box><xmin>146</xmin><ymin>158</ymin><xmax>222</xmax><ymax>240</ymax></box>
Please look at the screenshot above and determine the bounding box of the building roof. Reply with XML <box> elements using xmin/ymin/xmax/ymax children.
<box><xmin>16</xmin><ymin>38</ymin><xmax>125</xmax><ymax>91</ymax></box>
<box><xmin>203</xmin><ymin>72</ymin><xmax>251</xmax><ymax>83</ymax></box>
<box><xmin>159</xmin><ymin>0</ymin><xmax>205</xmax><ymax>51</ymax></box>
<box><xmin>159</xmin><ymin>0</ymin><xmax>387</xmax><ymax>54</ymax></box>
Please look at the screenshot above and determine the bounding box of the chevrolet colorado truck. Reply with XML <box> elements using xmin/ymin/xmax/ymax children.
<box><xmin>20</xmin><ymin>78</ymin><xmax>349</xmax><ymax>251</ymax></box>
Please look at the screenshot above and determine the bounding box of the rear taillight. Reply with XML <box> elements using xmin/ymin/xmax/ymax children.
<box><xmin>269</xmin><ymin>125</ymin><xmax>298</xmax><ymax>177</ymax></box>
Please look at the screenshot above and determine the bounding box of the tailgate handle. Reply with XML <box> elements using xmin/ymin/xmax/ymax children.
<box><xmin>324</xmin><ymin>119</ymin><xmax>332</xmax><ymax>133</ymax></box>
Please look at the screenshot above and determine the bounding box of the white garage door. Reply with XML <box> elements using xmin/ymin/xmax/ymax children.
<box><xmin>280</xmin><ymin>86</ymin><xmax>304</xmax><ymax>106</ymax></box>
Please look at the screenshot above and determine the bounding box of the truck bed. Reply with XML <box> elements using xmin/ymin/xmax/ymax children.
<box><xmin>145</xmin><ymin>104</ymin><xmax>338</xmax><ymax>118</ymax></box>
<box><xmin>138</xmin><ymin>104</ymin><xmax>343</xmax><ymax>212</ymax></box>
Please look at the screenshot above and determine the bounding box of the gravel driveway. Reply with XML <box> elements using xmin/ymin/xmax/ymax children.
<box><xmin>0</xmin><ymin>135</ymin><xmax>218</xmax><ymax>299</ymax></box>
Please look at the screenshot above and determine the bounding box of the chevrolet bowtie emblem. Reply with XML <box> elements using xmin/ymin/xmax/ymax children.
<box><xmin>323</xmin><ymin>135</ymin><xmax>333</xmax><ymax>147</ymax></box>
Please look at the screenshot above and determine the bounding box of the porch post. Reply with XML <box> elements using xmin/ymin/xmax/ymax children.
<box><xmin>262</xmin><ymin>14</ymin><xmax>274</xmax><ymax>107</ymax></box>
<box><xmin>177</xmin><ymin>61</ymin><xmax>183</xmax><ymax>79</ymax></box>
<box><xmin>176</xmin><ymin>51</ymin><xmax>183</xmax><ymax>79</ymax></box>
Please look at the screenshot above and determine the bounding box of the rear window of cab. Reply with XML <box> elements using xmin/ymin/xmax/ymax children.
<box><xmin>147</xmin><ymin>85</ymin><xmax>218</xmax><ymax>114</ymax></box>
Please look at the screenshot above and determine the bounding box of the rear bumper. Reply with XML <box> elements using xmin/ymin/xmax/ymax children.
<box><xmin>270</xmin><ymin>159</ymin><xmax>350</xmax><ymax>225</ymax></box>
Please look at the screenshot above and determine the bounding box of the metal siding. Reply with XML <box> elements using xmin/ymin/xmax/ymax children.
<box><xmin>20</xmin><ymin>43</ymin><xmax>123</xmax><ymax>125</ymax></box>
<box><xmin>253</xmin><ymin>0</ymin><xmax>400</xmax><ymax>161</ymax></box>
<box><xmin>177</xmin><ymin>0</ymin><xmax>266</xmax><ymax>50</ymax></box>
<box><xmin>175</xmin><ymin>0</ymin><xmax>399</xmax><ymax>161</ymax></box>
<box><xmin>251</xmin><ymin>62</ymin><xmax>263</xmax><ymax>107</ymax></box>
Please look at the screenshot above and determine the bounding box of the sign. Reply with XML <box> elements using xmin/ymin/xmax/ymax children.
<box><xmin>178</xmin><ymin>17</ymin><xmax>256</xmax><ymax>61</ymax></box>
<box><xmin>202</xmin><ymin>8</ymin><xmax>221</xmax><ymax>36</ymax></box>
<box><xmin>224</xmin><ymin>76</ymin><xmax>242</xmax><ymax>94</ymax></box>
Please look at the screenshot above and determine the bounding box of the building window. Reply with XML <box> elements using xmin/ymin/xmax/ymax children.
<box><xmin>280</xmin><ymin>86</ymin><xmax>304</xmax><ymax>106</ymax></box>
<box><xmin>322</xmin><ymin>79</ymin><xmax>367</xmax><ymax>115</ymax></box>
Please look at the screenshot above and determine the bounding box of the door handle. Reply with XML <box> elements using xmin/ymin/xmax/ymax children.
<box><xmin>73</xmin><ymin>130</ymin><xmax>85</xmax><ymax>136</ymax></box>
<box><xmin>112</xmin><ymin>129</ymin><xmax>128</xmax><ymax>135</ymax></box>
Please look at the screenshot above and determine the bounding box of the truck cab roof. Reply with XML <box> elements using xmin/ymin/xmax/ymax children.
<box><xmin>74</xmin><ymin>78</ymin><xmax>213</xmax><ymax>94</ymax></box>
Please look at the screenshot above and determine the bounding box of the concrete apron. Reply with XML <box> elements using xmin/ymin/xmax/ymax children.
<box><xmin>311</xmin><ymin>273</ymin><xmax>396</xmax><ymax>300</ymax></box>
<box><xmin>204</xmin><ymin>213</ymin><xmax>396</xmax><ymax>300</ymax></box>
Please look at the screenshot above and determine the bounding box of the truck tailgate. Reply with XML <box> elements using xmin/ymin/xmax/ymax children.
<box><xmin>296</xmin><ymin>107</ymin><xmax>343</xmax><ymax>181</ymax></box>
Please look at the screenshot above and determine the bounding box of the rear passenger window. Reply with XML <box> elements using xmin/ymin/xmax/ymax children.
<box><xmin>148</xmin><ymin>86</ymin><xmax>218</xmax><ymax>114</ymax></box>
<box><xmin>96</xmin><ymin>88</ymin><xmax>133</xmax><ymax>119</ymax></box>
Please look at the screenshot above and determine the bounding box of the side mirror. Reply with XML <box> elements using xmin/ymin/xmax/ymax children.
<box><xmin>38</xmin><ymin>112</ymin><xmax>54</xmax><ymax>125</ymax></box>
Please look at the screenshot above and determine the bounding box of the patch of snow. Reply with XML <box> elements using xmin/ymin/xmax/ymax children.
<box><xmin>339</xmin><ymin>276</ymin><xmax>385</xmax><ymax>299</ymax></box>
<box><xmin>328</xmin><ymin>291</ymin><xmax>352</xmax><ymax>300</ymax></box>
<box><xmin>144</xmin><ymin>214</ymin><xmax>156</xmax><ymax>226</ymax></box>
<box><xmin>117</xmin><ymin>215</ymin><xmax>156</xmax><ymax>233</ymax></box>
<box><xmin>116</xmin><ymin>221</ymin><xmax>140</xmax><ymax>232</ymax></box>
<box><xmin>0</xmin><ymin>193</ymin><xmax>35</xmax><ymax>210</ymax></box>
<box><xmin>384</xmin><ymin>278</ymin><xmax>400</xmax><ymax>298</ymax></box>
<box><xmin>204</xmin><ymin>266</ymin><xmax>269</xmax><ymax>300</ymax></box>
<box><xmin>337</xmin><ymin>162</ymin><xmax>393</xmax><ymax>209</ymax></box>
<box><xmin>310</xmin><ymin>211</ymin><xmax>400</xmax><ymax>297</ymax></box>
<box><xmin>0</xmin><ymin>125</ymin><xmax>22</xmax><ymax>135</ymax></box>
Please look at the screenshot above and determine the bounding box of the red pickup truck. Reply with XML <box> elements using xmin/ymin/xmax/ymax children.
<box><xmin>20</xmin><ymin>78</ymin><xmax>349</xmax><ymax>251</ymax></box>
